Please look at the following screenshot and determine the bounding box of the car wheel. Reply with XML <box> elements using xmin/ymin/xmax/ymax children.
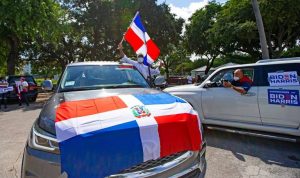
<box><xmin>31</xmin><ymin>96</ymin><xmax>37</xmax><ymax>102</ymax></box>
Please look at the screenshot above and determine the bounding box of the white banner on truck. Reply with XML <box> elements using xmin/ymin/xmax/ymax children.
<box><xmin>268</xmin><ymin>71</ymin><xmax>300</xmax><ymax>86</ymax></box>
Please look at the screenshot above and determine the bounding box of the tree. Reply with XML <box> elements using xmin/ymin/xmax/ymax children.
<box><xmin>0</xmin><ymin>0</ymin><xmax>65</xmax><ymax>75</ymax></box>
<box><xmin>62</xmin><ymin>0</ymin><xmax>184</xmax><ymax>80</ymax></box>
<box><xmin>211</xmin><ymin>0</ymin><xmax>261</xmax><ymax>59</ymax></box>
<box><xmin>161</xmin><ymin>42</ymin><xmax>189</xmax><ymax>79</ymax></box>
<box><xmin>212</xmin><ymin>0</ymin><xmax>300</xmax><ymax>59</ymax></box>
<box><xmin>185</xmin><ymin>1</ymin><xmax>222</xmax><ymax>74</ymax></box>
<box><xmin>259</xmin><ymin>0</ymin><xmax>300</xmax><ymax>58</ymax></box>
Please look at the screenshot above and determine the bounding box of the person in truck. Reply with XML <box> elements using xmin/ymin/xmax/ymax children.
<box><xmin>223</xmin><ymin>69</ymin><xmax>252</xmax><ymax>94</ymax></box>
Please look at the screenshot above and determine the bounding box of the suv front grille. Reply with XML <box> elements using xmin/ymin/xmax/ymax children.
<box><xmin>118</xmin><ymin>151</ymin><xmax>186</xmax><ymax>174</ymax></box>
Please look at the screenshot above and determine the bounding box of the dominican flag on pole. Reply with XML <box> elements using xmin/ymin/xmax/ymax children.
<box><xmin>55</xmin><ymin>93</ymin><xmax>202</xmax><ymax>178</ymax></box>
<box><xmin>124</xmin><ymin>11</ymin><xmax>160</xmax><ymax>66</ymax></box>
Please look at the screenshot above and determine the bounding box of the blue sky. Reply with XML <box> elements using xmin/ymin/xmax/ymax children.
<box><xmin>157</xmin><ymin>0</ymin><xmax>227</xmax><ymax>21</ymax></box>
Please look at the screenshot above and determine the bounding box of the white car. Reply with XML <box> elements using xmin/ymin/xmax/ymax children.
<box><xmin>165</xmin><ymin>57</ymin><xmax>300</xmax><ymax>139</ymax></box>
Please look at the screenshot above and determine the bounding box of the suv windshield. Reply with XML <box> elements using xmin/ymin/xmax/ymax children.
<box><xmin>59</xmin><ymin>65</ymin><xmax>149</xmax><ymax>92</ymax></box>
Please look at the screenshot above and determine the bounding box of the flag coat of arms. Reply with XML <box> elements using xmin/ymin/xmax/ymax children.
<box><xmin>124</xmin><ymin>11</ymin><xmax>160</xmax><ymax>66</ymax></box>
<box><xmin>55</xmin><ymin>93</ymin><xmax>202</xmax><ymax>178</ymax></box>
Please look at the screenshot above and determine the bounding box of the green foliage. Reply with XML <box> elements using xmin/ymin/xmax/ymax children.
<box><xmin>185</xmin><ymin>1</ymin><xmax>222</xmax><ymax>74</ymax></box>
<box><xmin>2</xmin><ymin>0</ymin><xmax>300</xmax><ymax>77</ymax></box>
<box><xmin>282</xmin><ymin>47</ymin><xmax>300</xmax><ymax>58</ymax></box>
<box><xmin>211</xmin><ymin>0</ymin><xmax>300</xmax><ymax>58</ymax></box>
<box><xmin>161</xmin><ymin>42</ymin><xmax>188</xmax><ymax>78</ymax></box>
<box><xmin>184</xmin><ymin>0</ymin><xmax>300</xmax><ymax>71</ymax></box>
<box><xmin>210</xmin><ymin>0</ymin><xmax>261</xmax><ymax>57</ymax></box>
<box><xmin>185</xmin><ymin>1</ymin><xmax>222</xmax><ymax>57</ymax></box>
<box><xmin>0</xmin><ymin>0</ymin><xmax>66</xmax><ymax>75</ymax></box>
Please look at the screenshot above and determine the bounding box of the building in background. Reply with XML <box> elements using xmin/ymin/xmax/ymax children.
<box><xmin>23</xmin><ymin>62</ymin><xmax>32</xmax><ymax>75</ymax></box>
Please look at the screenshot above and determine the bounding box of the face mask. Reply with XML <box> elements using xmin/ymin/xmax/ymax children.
<box><xmin>233</xmin><ymin>76</ymin><xmax>240</xmax><ymax>81</ymax></box>
<box><xmin>138</xmin><ymin>57</ymin><xmax>144</xmax><ymax>63</ymax></box>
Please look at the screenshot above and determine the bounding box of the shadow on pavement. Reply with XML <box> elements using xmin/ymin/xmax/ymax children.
<box><xmin>204</xmin><ymin>128</ymin><xmax>300</xmax><ymax>169</ymax></box>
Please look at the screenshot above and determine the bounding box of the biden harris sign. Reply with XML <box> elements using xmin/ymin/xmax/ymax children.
<box><xmin>268</xmin><ymin>71</ymin><xmax>300</xmax><ymax>86</ymax></box>
<box><xmin>268</xmin><ymin>89</ymin><xmax>300</xmax><ymax>106</ymax></box>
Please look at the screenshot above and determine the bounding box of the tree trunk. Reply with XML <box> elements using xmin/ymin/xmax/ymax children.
<box><xmin>251</xmin><ymin>0</ymin><xmax>269</xmax><ymax>59</ymax></box>
<box><xmin>165</xmin><ymin>65</ymin><xmax>169</xmax><ymax>81</ymax></box>
<box><xmin>7</xmin><ymin>36</ymin><xmax>19</xmax><ymax>75</ymax></box>
<box><xmin>204</xmin><ymin>57</ymin><xmax>216</xmax><ymax>75</ymax></box>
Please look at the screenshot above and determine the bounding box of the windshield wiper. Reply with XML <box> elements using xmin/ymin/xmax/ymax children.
<box><xmin>59</xmin><ymin>87</ymin><xmax>103</xmax><ymax>92</ymax></box>
<box><xmin>105</xmin><ymin>85</ymin><xmax>145</xmax><ymax>89</ymax></box>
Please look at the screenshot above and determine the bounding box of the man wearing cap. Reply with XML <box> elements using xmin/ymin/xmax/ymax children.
<box><xmin>118</xmin><ymin>43</ymin><xmax>160</xmax><ymax>80</ymax></box>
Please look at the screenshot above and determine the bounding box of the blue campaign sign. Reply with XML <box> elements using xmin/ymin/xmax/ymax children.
<box><xmin>268</xmin><ymin>89</ymin><xmax>300</xmax><ymax>106</ymax></box>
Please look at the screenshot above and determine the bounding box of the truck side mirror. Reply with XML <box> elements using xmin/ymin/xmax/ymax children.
<box><xmin>154</xmin><ymin>76</ymin><xmax>167</xmax><ymax>89</ymax></box>
<box><xmin>203</xmin><ymin>81</ymin><xmax>215</xmax><ymax>88</ymax></box>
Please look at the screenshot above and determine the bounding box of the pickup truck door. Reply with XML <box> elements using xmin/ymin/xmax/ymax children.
<box><xmin>201</xmin><ymin>67</ymin><xmax>262</xmax><ymax>124</ymax></box>
<box><xmin>257</xmin><ymin>63</ymin><xmax>300</xmax><ymax>128</ymax></box>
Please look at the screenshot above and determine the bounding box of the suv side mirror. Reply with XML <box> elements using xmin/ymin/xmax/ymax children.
<box><xmin>42</xmin><ymin>80</ymin><xmax>53</xmax><ymax>91</ymax></box>
<box><xmin>154</xmin><ymin>76</ymin><xmax>167</xmax><ymax>89</ymax></box>
<box><xmin>203</xmin><ymin>81</ymin><xmax>216</xmax><ymax>88</ymax></box>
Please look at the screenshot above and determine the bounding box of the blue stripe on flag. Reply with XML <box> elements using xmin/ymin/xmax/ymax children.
<box><xmin>134</xmin><ymin>93</ymin><xmax>186</xmax><ymax>105</ymax></box>
<box><xmin>59</xmin><ymin>120</ymin><xmax>144</xmax><ymax>178</ymax></box>
<box><xmin>133</xmin><ymin>14</ymin><xmax>146</xmax><ymax>32</ymax></box>
<box><xmin>143</xmin><ymin>56</ymin><xmax>149</xmax><ymax>66</ymax></box>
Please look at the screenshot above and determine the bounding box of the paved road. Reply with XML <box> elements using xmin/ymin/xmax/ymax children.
<box><xmin>0</xmin><ymin>99</ymin><xmax>300</xmax><ymax>178</ymax></box>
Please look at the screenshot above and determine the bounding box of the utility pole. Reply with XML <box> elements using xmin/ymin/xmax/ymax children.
<box><xmin>251</xmin><ymin>0</ymin><xmax>269</xmax><ymax>59</ymax></box>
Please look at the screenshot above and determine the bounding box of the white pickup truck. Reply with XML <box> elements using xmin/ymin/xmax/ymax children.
<box><xmin>165</xmin><ymin>58</ymin><xmax>300</xmax><ymax>139</ymax></box>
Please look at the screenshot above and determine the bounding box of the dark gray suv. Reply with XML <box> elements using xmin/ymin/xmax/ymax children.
<box><xmin>21</xmin><ymin>61</ymin><xmax>206</xmax><ymax>178</ymax></box>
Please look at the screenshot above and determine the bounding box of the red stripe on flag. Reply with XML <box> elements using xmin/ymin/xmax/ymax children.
<box><xmin>56</xmin><ymin>96</ymin><xmax>127</xmax><ymax>122</ymax></box>
<box><xmin>124</xmin><ymin>28</ymin><xmax>145</xmax><ymax>52</ymax></box>
<box><xmin>146</xmin><ymin>39</ymin><xmax>160</xmax><ymax>61</ymax></box>
<box><xmin>155</xmin><ymin>113</ymin><xmax>202</xmax><ymax>157</ymax></box>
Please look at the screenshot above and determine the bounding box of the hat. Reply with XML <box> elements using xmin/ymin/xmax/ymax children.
<box><xmin>137</xmin><ymin>53</ymin><xmax>144</xmax><ymax>58</ymax></box>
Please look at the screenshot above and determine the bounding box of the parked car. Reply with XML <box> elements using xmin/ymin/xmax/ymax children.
<box><xmin>21</xmin><ymin>61</ymin><xmax>206</xmax><ymax>178</ymax></box>
<box><xmin>165</xmin><ymin>57</ymin><xmax>300</xmax><ymax>138</ymax></box>
<box><xmin>7</xmin><ymin>75</ymin><xmax>38</xmax><ymax>102</ymax></box>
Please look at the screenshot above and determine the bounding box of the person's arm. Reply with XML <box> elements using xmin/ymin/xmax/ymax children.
<box><xmin>118</xmin><ymin>43</ymin><xmax>125</xmax><ymax>58</ymax></box>
<box><xmin>231</xmin><ymin>85</ymin><xmax>247</xmax><ymax>94</ymax></box>
<box><xmin>150</xmin><ymin>67</ymin><xmax>160</xmax><ymax>76</ymax></box>
<box><xmin>121</xmin><ymin>55</ymin><xmax>138</xmax><ymax>65</ymax></box>
<box><xmin>223</xmin><ymin>81</ymin><xmax>247</xmax><ymax>94</ymax></box>
<box><xmin>118</xmin><ymin>43</ymin><xmax>137</xmax><ymax>65</ymax></box>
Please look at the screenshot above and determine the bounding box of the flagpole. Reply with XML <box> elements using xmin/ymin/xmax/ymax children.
<box><xmin>119</xmin><ymin>11</ymin><xmax>140</xmax><ymax>44</ymax></box>
<box><xmin>148</xmin><ymin>65</ymin><xmax>152</xmax><ymax>87</ymax></box>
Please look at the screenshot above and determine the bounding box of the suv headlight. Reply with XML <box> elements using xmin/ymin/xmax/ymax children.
<box><xmin>28</xmin><ymin>122</ymin><xmax>60</xmax><ymax>154</ymax></box>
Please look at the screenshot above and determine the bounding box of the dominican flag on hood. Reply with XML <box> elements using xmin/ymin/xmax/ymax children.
<box><xmin>124</xmin><ymin>11</ymin><xmax>160</xmax><ymax>66</ymax></box>
<box><xmin>55</xmin><ymin>93</ymin><xmax>202</xmax><ymax>178</ymax></box>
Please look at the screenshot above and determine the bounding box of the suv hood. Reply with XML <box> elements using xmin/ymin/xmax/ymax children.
<box><xmin>38</xmin><ymin>88</ymin><xmax>170</xmax><ymax>135</ymax></box>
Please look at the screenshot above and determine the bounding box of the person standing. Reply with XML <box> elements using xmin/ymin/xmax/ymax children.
<box><xmin>18</xmin><ymin>77</ymin><xmax>29</xmax><ymax>106</ymax></box>
<box><xmin>187</xmin><ymin>74</ymin><xmax>193</xmax><ymax>84</ymax></box>
<box><xmin>195</xmin><ymin>75</ymin><xmax>202</xmax><ymax>84</ymax></box>
<box><xmin>0</xmin><ymin>77</ymin><xmax>8</xmax><ymax>110</ymax></box>
<box><xmin>118</xmin><ymin>43</ymin><xmax>160</xmax><ymax>80</ymax></box>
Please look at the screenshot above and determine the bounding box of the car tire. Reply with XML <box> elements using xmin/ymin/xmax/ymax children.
<box><xmin>31</xmin><ymin>96</ymin><xmax>37</xmax><ymax>102</ymax></box>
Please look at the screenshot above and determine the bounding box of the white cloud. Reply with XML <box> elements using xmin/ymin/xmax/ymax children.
<box><xmin>169</xmin><ymin>0</ymin><xmax>209</xmax><ymax>22</ymax></box>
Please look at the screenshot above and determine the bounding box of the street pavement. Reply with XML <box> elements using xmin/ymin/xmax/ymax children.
<box><xmin>0</xmin><ymin>94</ymin><xmax>300</xmax><ymax>178</ymax></box>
